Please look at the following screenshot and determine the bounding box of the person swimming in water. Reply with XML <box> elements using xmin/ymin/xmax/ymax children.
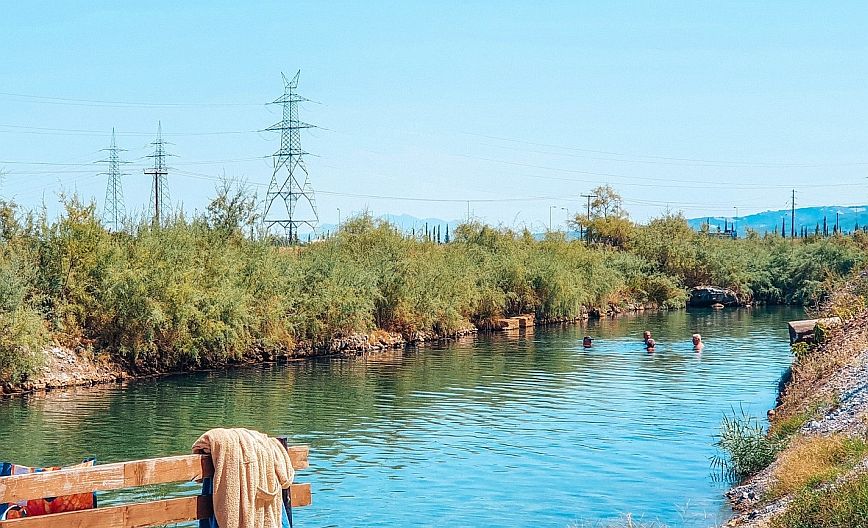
<box><xmin>582</xmin><ymin>335</ymin><xmax>593</xmax><ymax>348</ymax></box>
<box><xmin>643</xmin><ymin>330</ymin><xmax>652</xmax><ymax>344</ymax></box>
<box><xmin>692</xmin><ymin>333</ymin><xmax>704</xmax><ymax>351</ymax></box>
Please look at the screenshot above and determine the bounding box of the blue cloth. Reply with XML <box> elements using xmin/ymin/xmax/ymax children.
<box><xmin>199</xmin><ymin>478</ymin><xmax>291</xmax><ymax>528</ymax></box>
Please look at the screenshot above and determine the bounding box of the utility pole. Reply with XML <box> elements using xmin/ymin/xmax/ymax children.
<box><xmin>263</xmin><ymin>71</ymin><xmax>319</xmax><ymax>243</ymax></box>
<box><xmin>144</xmin><ymin>122</ymin><xmax>172</xmax><ymax>227</ymax></box>
<box><xmin>581</xmin><ymin>193</ymin><xmax>597</xmax><ymax>245</ymax></box>
<box><xmin>791</xmin><ymin>189</ymin><xmax>796</xmax><ymax>239</ymax></box>
<box><xmin>733</xmin><ymin>207</ymin><xmax>739</xmax><ymax>238</ymax></box>
<box><xmin>549</xmin><ymin>205</ymin><xmax>557</xmax><ymax>231</ymax></box>
<box><xmin>101</xmin><ymin>128</ymin><xmax>128</xmax><ymax>231</ymax></box>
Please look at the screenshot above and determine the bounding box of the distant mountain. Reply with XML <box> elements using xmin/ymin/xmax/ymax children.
<box><xmin>314</xmin><ymin>207</ymin><xmax>868</xmax><ymax>240</ymax></box>
<box><xmin>688</xmin><ymin>206</ymin><xmax>868</xmax><ymax>237</ymax></box>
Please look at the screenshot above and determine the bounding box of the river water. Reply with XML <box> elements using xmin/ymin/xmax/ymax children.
<box><xmin>0</xmin><ymin>307</ymin><xmax>800</xmax><ymax>527</ymax></box>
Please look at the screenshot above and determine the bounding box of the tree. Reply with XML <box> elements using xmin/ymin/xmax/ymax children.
<box><xmin>590</xmin><ymin>184</ymin><xmax>626</xmax><ymax>219</ymax></box>
<box><xmin>204</xmin><ymin>178</ymin><xmax>258</xmax><ymax>238</ymax></box>
<box><xmin>570</xmin><ymin>185</ymin><xmax>632</xmax><ymax>248</ymax></box>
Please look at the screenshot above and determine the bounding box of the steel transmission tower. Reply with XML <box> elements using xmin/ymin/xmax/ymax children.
<box><xmin>101</xmin><ymin>128</ymin><xmax>128</xmax><ymax>231</ymax></box>
<box><xmin>263</xmin><ymin>71</ymin><xmax>319</xmax><ymax>242</ymax></box>
<box><xmin>144</xmin><ymin>121</ymin><xmax>172</xmax><ymax>226</ymax></box>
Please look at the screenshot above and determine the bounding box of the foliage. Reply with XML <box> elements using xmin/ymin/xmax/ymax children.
<box><xmin>712</xmin><ymin>408</ymin><xmax>783</xmax><ymax>482</ymax></box>
<box><xmin>771</xmin><ymin>472</ymin><xmax>868</xmax><ymax>528</ymax></box>
<box><xmin>572</xmin><ymin>185</ymin><xmax>633</xmax><ymax>248</ymax></box>
<box><xmin>791</xmin><ymin>342</ymin><xmax>812</xmax><ymax>360</ymax></box>
<box><xmin>0</xmin><ymin>307</ymin><xmax>46</xmax><ymax>382</ymax></box>
<box><xmin>0</xmin><ymin>231</ymin><xmax>47</xmax><ymax>380</ymax></box>
<box><xmin>0</xmin><ymin>181</ymin><xmax>864</xmax><ymax>380</ymax></box>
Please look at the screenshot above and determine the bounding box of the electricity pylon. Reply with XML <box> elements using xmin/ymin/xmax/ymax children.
<box><xmin>262</xmin><ymin>71</ymin><xmax>319</xmax><ymax>243</ymax></box>
<box><xmin>101</xmin><ymin>128</ymin><xmax>128</xmax><ymax>231</ymax></box>
<box><xmin>144</xmin><ymin>121</ymin><xmax>173</xmax><ymax>226</ymax></box>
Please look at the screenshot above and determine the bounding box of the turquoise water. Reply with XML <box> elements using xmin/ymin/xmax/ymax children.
<box><xmin>0</xmin><ymin>307</ymin><xmax>800</xmax><ymax>527</ymax></box>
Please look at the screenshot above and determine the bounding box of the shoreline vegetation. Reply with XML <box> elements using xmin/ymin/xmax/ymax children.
<box><xmin>717</xmin><ymin>271</ymin><xmax>868</xmax><ymax>527</ymax></box>
<box><xmin>1</xmin><ymin>183</ymin><xmax>866</xmax><ymax>395</ymax></box>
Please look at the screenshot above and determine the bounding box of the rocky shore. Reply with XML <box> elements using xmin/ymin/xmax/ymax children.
<box><xmin>724</xmin><ymin>310</ymin><xmax>868</xmax><ymax>527</ymax></box>
<box><xmin>0</xmin><ymin>325</ymin><xmax>481</xmax><ymax>397</ymax></box>
<box><xmin>1</xmin><ymin>301</ymin><xmax>662</xmax><ymax>398</ymax></box>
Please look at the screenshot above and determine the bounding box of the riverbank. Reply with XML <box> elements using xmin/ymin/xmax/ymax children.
<box><xmin>0</xmin><ymin>324</ymin><xmax>480</xmax><ymax>396</ymax></box>
<box><xmin>1</xmin><ymin>195</ymin><xmax>864</xmax><ymax>389</ymax></box>
<box><xmin>0</xmin><ymin>303</ymin><xmax>670</xmax><ymax>397</ymax></box>
<box><xmin>723</xmin><ymin>288</ymin><xmax>868</xmax><ymax>527</ymax></box>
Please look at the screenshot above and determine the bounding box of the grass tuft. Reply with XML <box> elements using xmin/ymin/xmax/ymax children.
<box><xmin>712</xmin><ymin>408</ymin><xmax>782</xmax><ymax>483</ymax></box>
<box><xmin>771</xmin><ymin>472</ymin><xmax>868</xmax><ymax>528</ymax></box>
<box><xmin>768</xmin><ymin>435</ymin><xmax>868</xmax><ymax>499</ymax></box>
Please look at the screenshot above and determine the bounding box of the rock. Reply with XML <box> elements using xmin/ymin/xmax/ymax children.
<box><xmin>688</xmin><ymin>286</ymin><xmax>743</xmax><ymax>307</ymax></box>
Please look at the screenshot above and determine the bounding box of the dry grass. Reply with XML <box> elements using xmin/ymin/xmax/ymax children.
<box><xmin>770</xmin><ymin>472</ymin><xmax>868</xmax><ymax>528</ymax></box>
<box><xmin>774</xmin><ymin>311</ymin><xmax>868</xmax><ymax>425</ymax></box>
<box><xmin>768</xmin><ymin>434</ymin><xmax>868</xmax><ymax>499</ymax></box>
<box><xmin>569</xmin><ymin>514</ymin><xmax>668</xmax><ymax>528</ymax></box>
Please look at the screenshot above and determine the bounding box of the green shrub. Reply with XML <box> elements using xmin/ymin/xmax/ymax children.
<box><xmin>792</xmin><ymin>342</ymin><xmax>812</xmax><ymax>360</ymax></box>
<box><xmin>712</xmin><ymin>409</ymin><xmax>783</xmax><ymax>482</ymax></box>
<box><xmin>814</xmin><ymin>321</ymin><xmax>831</xmax><ymax>344</ymax></box>
<box><xmin>770</xmin><ymin>410</ymin><xmax>812</xmax><ymax>439</ymax></box>
<box><xmin>0</xmin><ymin>307</ymin><xmax>47</xmax><ymax>381</ymax></box>
<box><xmin>771</xmin><ymin>473</ymin><xmax>868</xmax><ymax>528</ymax></box>
<box><xmin>0</xmin><ymin>184</ymin><xmax>865</xmax><ymax>382</ymax></box>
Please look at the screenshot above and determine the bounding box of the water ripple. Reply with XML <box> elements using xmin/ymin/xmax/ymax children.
<box><xmin>0</xmin><ymin>307</ymin><xmax>800</xmax><ymax>527</ymax></box>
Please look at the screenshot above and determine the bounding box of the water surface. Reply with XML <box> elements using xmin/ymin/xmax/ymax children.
<box><xmin>0</xmin><ymin>307</ymin><xmax>800</xmax><ymax>527</ymax></box>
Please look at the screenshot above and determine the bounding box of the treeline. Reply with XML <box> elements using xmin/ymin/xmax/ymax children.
<box><xmin>0</xmin><ymin>183</ymin><xmax>864</xmax><ymax>382</ymax></box>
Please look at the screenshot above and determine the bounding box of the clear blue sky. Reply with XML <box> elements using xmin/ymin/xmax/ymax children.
<box><xmin>1</xmin><ymin>1</ymin><xmax>867</xmax><ymax>231</ymax></box>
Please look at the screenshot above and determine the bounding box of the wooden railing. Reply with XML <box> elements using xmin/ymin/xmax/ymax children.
<box><xmin>0</xmin><ymin>438</ymin><xmax>311</xmax><ymax>527</ymax></box>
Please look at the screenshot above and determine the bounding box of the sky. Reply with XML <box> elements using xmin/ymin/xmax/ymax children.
<box><xmin>1</xmin><ymin>1</ymin><xmax>867</xmax><ymax>232</ymax></box>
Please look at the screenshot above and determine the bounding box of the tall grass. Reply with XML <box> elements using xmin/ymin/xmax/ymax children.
<box><xmin>712</xmin><ymin>408</ymin><xmax>783</xmax><ymax>482</ymax></box>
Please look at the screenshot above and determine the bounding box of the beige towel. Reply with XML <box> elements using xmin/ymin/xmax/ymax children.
<box><xmin>192</xmin><ymin>428</ymin><xmax>295</xmax><ymax>528</ymax></box>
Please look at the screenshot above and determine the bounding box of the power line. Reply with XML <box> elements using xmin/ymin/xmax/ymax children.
<box><xmin>0</xmin><ymin>91</ymin><xmax>265</xmax><ymax>108</ymax></box>
<box><xmin>475</xmin><ymin>140</ymin><xmax>855</xmax><ymax>169</ymax></box>
<box><xmin>0</xmin><ymin>123</ymin><xmax>258</xmax><ymax>137</ymax></box>
<box><xmin>463</xmin><ymin>131</ymin><xmax>868</xmax><ymax>169</ymax></box>
<box><xmin>175</xmin><ymin>170</ymin><xmax>586</xmax><ymax>203</ymax></box>
<box><xmin>458</xmin><ymin>154</ymin><xmax>867</xmax><ymax>190</ymax></box>
<box><xmin>0</xmin><ymin>155</ymin><xmax>268</xmax><ymax>168</ymax></box>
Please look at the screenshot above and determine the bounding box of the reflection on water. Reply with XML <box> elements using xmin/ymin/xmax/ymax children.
<box><xmin>0</xmin><ymin>307</ymin><xmax>801</xmax><ymax>527</ymax></box>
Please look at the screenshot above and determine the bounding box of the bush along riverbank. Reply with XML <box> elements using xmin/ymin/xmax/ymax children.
<box><xmin>0</xmin><ymin>183</ymin><xmax>866</xmax><ymax>393</ymax></box>
<box><xmin>718</xmin><ymin>271</ymin><xmax>868</xmax><ymax>527</ymax></box>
